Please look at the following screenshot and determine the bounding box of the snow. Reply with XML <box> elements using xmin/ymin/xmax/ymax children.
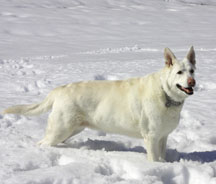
<box><xmin>0</xmin><ymin>0</ymin><xmax>216</xmax><ymax>183</ymax></box>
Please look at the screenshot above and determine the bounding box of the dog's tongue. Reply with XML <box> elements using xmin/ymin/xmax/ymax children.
<box><xmin>184</xmin><ymin>87</ymin><xmax>190</xmax><ymax>93</ymax></box>
<box><xmin>182</xmin><ymin>86</ymin><xmax>193</xmax><ymax>94</ymax></box>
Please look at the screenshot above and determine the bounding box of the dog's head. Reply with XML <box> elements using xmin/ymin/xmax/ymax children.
<box><xmin>163</xmin><ymin>46</ymin><xmax>196</xmax><ymax>102</ymax></box>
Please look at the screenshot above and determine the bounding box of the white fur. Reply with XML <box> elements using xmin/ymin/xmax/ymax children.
<box><xmin>3</xmin><ymin>47</ymin><xmax>196</xmax><ymax>162</ymax></box>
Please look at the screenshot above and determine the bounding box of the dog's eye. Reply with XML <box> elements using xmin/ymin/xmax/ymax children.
<box><xmin>177</xmin><ymin>71</ymin><xmax>183</xmax><ymax>74</ymax></box>
<box><xmin>190</xmin><ymin>69</ymin><xmax>194</xmax><ymax>74</ymax></box>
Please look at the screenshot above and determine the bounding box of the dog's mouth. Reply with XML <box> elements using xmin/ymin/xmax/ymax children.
<box><xmin>176</xmin><ymin>84</ymin><xmax>194</xmax><ymax>95</ymax></box>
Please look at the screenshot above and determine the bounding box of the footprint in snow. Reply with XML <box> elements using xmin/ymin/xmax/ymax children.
<box><xmin>95</xmin><ymin>164</ymin><xmax>113</xmax><ymax>176</ymax></box>
<box><xmin>94</xmin><ymin>74</ymin><xmax>120</xmax><ymax>81</ymax></box>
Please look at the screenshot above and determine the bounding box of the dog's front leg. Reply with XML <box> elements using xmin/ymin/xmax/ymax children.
<box><xmin>159</xmin><ymin>136</ymin><xmax>168</xmax><ymax>162</ymax></box>
<box><xmin>144</xmin><ymin>134</ymin><xmax>160</xmax><ymax>162</ymax></box>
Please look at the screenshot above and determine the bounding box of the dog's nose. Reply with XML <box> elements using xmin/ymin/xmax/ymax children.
<box><xmin>188</xmin><ymin>77</ymin><xmax>196</xmax><ymax>87</ymax></box>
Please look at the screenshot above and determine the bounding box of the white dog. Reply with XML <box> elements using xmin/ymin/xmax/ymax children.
<box><xmin>3</xmin><ymin>47</ymin><xmax>196</xmax><ymax>162</ymax></box>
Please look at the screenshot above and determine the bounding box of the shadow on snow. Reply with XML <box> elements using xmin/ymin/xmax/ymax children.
<box><xmin>58</xmin><ymin>138</ymin><xmax>216</xmax><ymax>163</ymax></box>
<box><xmin>167</xmin><ymin>149</ymin><xmax>216</xmax><ymax>163</ymax></box>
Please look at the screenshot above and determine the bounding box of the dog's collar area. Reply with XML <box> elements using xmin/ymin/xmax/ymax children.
<box><xmin>164</xmin><ymin>92</ymin><xmax>183</xmax><ymax>108</ymax></box>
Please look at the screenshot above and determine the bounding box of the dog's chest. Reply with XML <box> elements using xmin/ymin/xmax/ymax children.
<box><xmin>160</xmin><ymin>106</ymin><xmax>182</xmax><ymax>134</ymax></box>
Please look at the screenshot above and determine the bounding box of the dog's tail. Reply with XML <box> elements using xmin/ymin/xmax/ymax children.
<box><xmin>2</xmin><ymin>91</ymin><xmax>55</xmax><ymax>116</ymax></box>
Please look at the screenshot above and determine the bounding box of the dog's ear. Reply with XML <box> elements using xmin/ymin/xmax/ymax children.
<box><xmin>187</xmin><ymin>46</ymin><xmax>196</xmax><ymax>66</ymax></box>
<box><xmin>164</xmin><ymin>48</ymin><xmax>176</xmax><ymax>67</ymax></box>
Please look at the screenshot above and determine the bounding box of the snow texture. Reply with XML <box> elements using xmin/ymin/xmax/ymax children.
<box><xmin>0</xmin><ymin>0</ymin><xmax>216</xmax><ymax>183</ymax></box>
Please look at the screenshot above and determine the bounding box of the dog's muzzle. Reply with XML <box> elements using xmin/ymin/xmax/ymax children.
<box><xmin>176</xmin><ymin>84</ymin><xmax>193</xmax><ymax>95</ymax></box>
<box><xmin>176</xmin><ymin>77</ymin><xmax>196</xmax><ymax>95</ymax></box>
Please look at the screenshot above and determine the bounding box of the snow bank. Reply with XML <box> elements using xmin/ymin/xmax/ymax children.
<box><xmin>170</xmin><ymin>0</ymin><xmax>216</xmax><ymax>6</ymax></box>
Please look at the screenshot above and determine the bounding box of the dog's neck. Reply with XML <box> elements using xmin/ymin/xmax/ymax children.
<box><xmin>161</xmin><ymin>84</ymin><xmax>184</xmax><ymax>108</ymax></box>
<box><xmin>164</xmin><ymin>92</ymin><xmax>184</xmax><ymax>108</ymax></box>
<box><xmin>159</xmin><ymin>68</ymin><xmax>185</xmax><ymax>107</ymax></box>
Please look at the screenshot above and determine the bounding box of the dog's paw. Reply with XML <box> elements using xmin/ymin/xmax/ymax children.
<box><xmin>37</xmin><ymin>138</ymin><xmax>59</xmax><ymax>147</ymax></box>
<box><xmin>37</xmin><ymin>139</ymin><xmax>51</xmax><ymax>147</ymax></box>
<box><xmin>158</xmin><ymin>157</ymin><xmax>166</xmax><ymax>162</ymax></box>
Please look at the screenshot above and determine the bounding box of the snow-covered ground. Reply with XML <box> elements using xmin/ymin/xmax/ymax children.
<box><xmin>1</xmin><ymin>0</ymin><xmax>216</xmax><ymax>183</ymax></box>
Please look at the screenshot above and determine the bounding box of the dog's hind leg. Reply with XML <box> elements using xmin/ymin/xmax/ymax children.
<box><xmin>37</xmin><ymin>127</ymin><xmax>84</xmax><ymax>146</ymax></box>
<box><xmin>38</xmin><ymin>110</ymin><xmax>84</xmax><ymax>146</ymax></box>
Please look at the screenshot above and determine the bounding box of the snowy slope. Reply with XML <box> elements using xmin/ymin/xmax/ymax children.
<box><xmin>1</xmin><ymin>0</ymin><xmax>216</xmax><ymax>183</ymax></box>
